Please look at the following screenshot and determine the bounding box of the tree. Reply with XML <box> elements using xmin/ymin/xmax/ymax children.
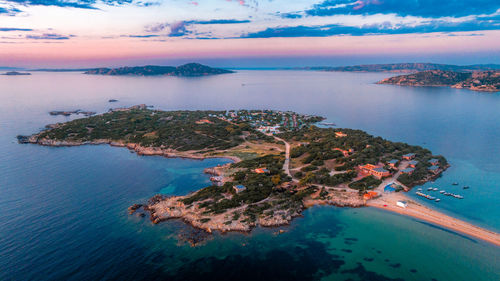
<box><xmin>271</xmin><ymin>174</ymin><xmax>281</xmax><ymax>185</ymax></box>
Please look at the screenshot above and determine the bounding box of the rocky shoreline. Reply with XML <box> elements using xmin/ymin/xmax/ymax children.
<box><xmin>129</xmin><ymin>191</ymin><xmax>365</xmax><ymax>234</ymax></box>
<box><xmin>17</xmin><ymin>135</ymin><xmax>241</xmax><ymax>163</ymax></box>
<box><xmin>377</xmin><ymin>70</ymin><xmax>500</xmax><ymax>92</ymax></box>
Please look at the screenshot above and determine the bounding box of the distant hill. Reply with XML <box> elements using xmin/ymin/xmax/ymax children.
<box><xmin>31</xmin><ymin>68</ymin><xmax>95</xmax><ymax>72</ymax></box>
<box><xmin>303</xmin><ymin>63</ymin><xmax>500</xmax><ymax>73</ymax></box>
<box><xmin>84</xmin><ymin>63</ymin><xmax>234</xmax><ymax>77</ymax></box>
<box><xmin>0</xmin><ymin>67</ymin><xmax>23</xmax><ymax>71</ymax></box>
<box><xmin>1</xmin><ymin>71</ymin><xmax>31</xmax><ymax>76</ymax></box>
<box><xmin>377</xmin><ymin>70</ymin><xmax>500</xmax><ymax>92</ymax></box>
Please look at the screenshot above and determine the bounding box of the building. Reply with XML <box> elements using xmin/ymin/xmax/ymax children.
<box><xmin>402</xmin><ymin>153</ymin><xmax>416</xmax><ymax>160</ymax></box>
<box><xmin>387</xmin><ymin>159</ymin><xmax>399</xmax><ymax>169</ymax></box>
<box><xmin>334</xmin><ymin>148</ymin><xmax>350</xmax><ymax>157</ymax></box>
<box><xmin>254</xmin><ymin>168</ymin><xmax>270</xmax><ymax>174</ymax></box>
<box><xmin>363</xmin><ymin>191</ymin><xmax>378</xmax><ymax>200</ymax></box>
<box><xmin>359</xmin><ymin>164</ymin><xmax>377</xmax><ymax>173</ymax></box>
<box><xmin>408</xmin><ymin>160</ymin><xmax>419</xmax><ymax>168</ymax></box>
<box><xmin>359</xmin><ymin>164</ymin><xmax>391</xmax><ymax>179</ymax></box>
<box><xmin>233</xmin><ymin>185</ymin><xmax>246</xmax><ymax>193</ymax></box>
<box><xmin>371</xmin><ymin>167</ymin><xmax>391</xmax><ymax>179</ymax></box>
<box><xmin>428</xmin><ymin>165</ymin><xmax>440</xmax><ymax>174</ymax></box>
<box><xmin>429</xmin><ymin>159</ymin><xmax>440</xmax><ymax>166</ymax></box>
<box><xmin>396</xmin><ymin>201</ymin><xmax>408</xmax><ymax>208</ymax></box>
<box><xmin>335</xmin><ymin>131</ymin><xmax>348</xmax><ymax>138</ymax></box>
<box><xmin>401</xmin><ymin>168</ymin><xmax>415</xmax><ymax>175</ymax></box>
<box><xmin>195</xmin><ymin>119</ymin><xmax>213</xmax><ymax>124</ymax></box>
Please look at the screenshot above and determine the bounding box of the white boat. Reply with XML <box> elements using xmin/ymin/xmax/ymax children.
<box><xmin>440</xmin><ymin>190</ymin><xmax>445</xmax><ymax>194</ymax></box>
<box><xmin>435</xmin><ymin>199</ymin><xmax>441</xmax><ymax>202</ymax></box>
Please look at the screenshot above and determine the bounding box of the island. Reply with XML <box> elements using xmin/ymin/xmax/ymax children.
<box><xmin>2</xmin><ymin>71</ymin><xmax>31</xmax><ymax>76</ymax></box>
<box><xmin>84</xmin><ymin>63</ymin><xmax>234</xmax><ymax>77</ymax></box>
<box><xmin>301</xmin><ymin>63</ymin><xmax>500</xmax><ymax>73</ymax></box>
<box><xmin>377</xmin><ymin>70</ymin><xmax>500</xmax><ymax>92</ymax></box>
<box><xmin>17</xmin><ymin>106</ymin><xmax>500</xmax><ymax>246</ymax></box>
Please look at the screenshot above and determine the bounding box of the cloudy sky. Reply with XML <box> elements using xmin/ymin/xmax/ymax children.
<box><xmin>1</xmin><ymin>0</ymin><xmax>499</xmax><ymax>67</ymax></box>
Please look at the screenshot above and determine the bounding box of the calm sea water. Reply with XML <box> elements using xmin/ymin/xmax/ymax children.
<box><xmin>0</xmin><ymin>71</ymin><xmax>499</xmax><ymax>281</ymax></box>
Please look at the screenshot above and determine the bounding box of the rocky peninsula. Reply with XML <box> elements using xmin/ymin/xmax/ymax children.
<box><xmin>302</xmin><ymin>63</ymin><xmax>500</xmax><ymax>73</ymax></box>
<box><xmin>378</xmin><ymin>70</ymin><xmax>500</xmax><ymax>92</ymax></box>
<box><xmin>18</xmin><ymin>105</ymin><xmax>453</xmax><ymax>235</ymax></box>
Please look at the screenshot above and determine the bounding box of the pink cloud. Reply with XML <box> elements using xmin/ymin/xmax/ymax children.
<box><xmin>353</xmin><ymin>0</ymin><xmax>382</xmax><ymax>10</ymax></box>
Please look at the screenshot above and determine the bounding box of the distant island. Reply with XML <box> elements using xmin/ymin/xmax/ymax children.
<box><xmin>30</xmin><ymin>68</ymin><xmax>95</xmax><ymax>72</ymax></box>
<box><xmin>301</xmin><ymin>63</ymin><xmax>500</xmax><ymax>73</ymax></box>
<box><xmin>2</xmin><ymin>71</ymin><xmax>31</xmax><ymax>76</ymax></box>
<box><xmin>84</xmin><ymin>63</ymin><xmax>234</xmax><ymax>77</ymax></box>
<box><xmin>19</xmin><ymin>106</ymin><xmax>452</xmax><ymax>234</ymax></box>
<box><xmin>377</xmin><ymin>70</ymin><xmax>500</xmax><ymax>92</ymax></box>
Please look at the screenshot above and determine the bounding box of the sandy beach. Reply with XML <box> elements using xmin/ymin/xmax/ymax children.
<box><xmin>367</xmin><ymin>192</ymin><xmax>500</xmax><ymax>247</ymax></box>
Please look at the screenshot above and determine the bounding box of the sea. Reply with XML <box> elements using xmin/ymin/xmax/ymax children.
<box><xmin>0</xmin><ymin>70</ymin><xmax>499</xmax><ymax>281</ymax></box>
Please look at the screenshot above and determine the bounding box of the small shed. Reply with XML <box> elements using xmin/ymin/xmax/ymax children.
<box><xmin>402</xmin><ymin>153</ymin><xmax>416</xmax><ymax>160</ymax></box>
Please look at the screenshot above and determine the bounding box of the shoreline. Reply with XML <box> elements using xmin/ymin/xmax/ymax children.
<box><xmin>367</xmin><ymin>193</ymin><xmax>500</xmax><ymax>247</ymax></box>
<box><xmin>20</xmin><ymin>137</ymin><xmax>242</xmax><ymax>163</ymax></box>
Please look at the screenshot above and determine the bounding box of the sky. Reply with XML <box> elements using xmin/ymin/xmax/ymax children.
<box><xmin>0</xmin><ymin>0</ymin><xmax>499</xmax><ymax>67</ymax></box>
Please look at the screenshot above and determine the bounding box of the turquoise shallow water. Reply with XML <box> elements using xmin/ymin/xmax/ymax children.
<box><xmin>0</xmin><ymin>71</ymin><xmax>499</xmax><ymax>280</ymax></box>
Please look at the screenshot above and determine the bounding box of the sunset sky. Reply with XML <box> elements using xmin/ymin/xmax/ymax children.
<box><xmin>1</xmin><ymin>0</ymin><xmax>499</xmax><ymax>67</ymax></box>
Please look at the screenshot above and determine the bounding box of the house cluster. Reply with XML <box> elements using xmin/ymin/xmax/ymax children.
<box><xmin>385</xmin><ymin>153</ymin><xmax>418</xmax><ymax>175</ymax></box>
<box><xmin>215</xmin><ymin>110</ymin><xmax>317</xmax><ymax>134</ymax></box>
<box><xmin>256</xmin><ymin>125</ymin><xmax>281</xmax><ymax>135</ymax></box>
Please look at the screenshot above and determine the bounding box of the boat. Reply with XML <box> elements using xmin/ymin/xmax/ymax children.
<box><xmin>452</xmin><ymin>182</ymin><xmax>459</xmax><ymax>185</ymax></box>
<box><xmin>427</xmin><ymin>187</ymin><xmax>433</xmax><ymax>191</ymax></box>
<box><xmin>435</xmin><ymin>199</ymin><xmax>441</xmax><ymax>202</ymax></box>
<box><xmin>440</xmin><ymin>190</ymin><xmax>445</xmax><ymax>194</ymax></box>
<box><xmin>433</xmin><ymin>188</ymin><xmax>438</xmax><ymax>191</ymax></box>
<box><xmin>463</xmin><ymin>186</ymin><xmax>470</xmax><ymax>189</ymax></box>
<box><xmin>417</xmin><ymin>188</ymin><xmax>423</xmax><ymax>191</ymax></box>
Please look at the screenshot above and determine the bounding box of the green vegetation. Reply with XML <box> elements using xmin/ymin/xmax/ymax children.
<box><xmin>281</xmin><ymin>126</ymin><xmax>446</xmax><ymax>187</ymax></box>
<box><xmin>349</xmin><ymin>176</ymin><xmax>382</xmax><ymax>191</ymax></box>
<box><xmin>38</xmin><ymin>109</ymin><xmax>244</xmax><ymax>151</ymax></box>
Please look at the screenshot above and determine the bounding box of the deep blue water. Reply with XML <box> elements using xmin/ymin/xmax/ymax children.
<box><xmin>0</xmin><ymin>71</ymin><xmax>499</xmax><ymax>280</ymax></box>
